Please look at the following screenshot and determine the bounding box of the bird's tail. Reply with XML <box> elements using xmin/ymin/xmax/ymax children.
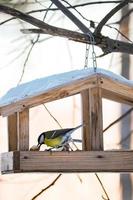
<box><xmin>66</xmin><ymin>124</ymin><xmax>84</xmax><ymax>136</ymax></box>
<box><xmin>73</xmin><ymin>124</ymin><xmax>84</xmax><ymax>132</ymax></box>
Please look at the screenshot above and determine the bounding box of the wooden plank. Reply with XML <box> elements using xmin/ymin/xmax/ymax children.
<box><xmin>89</xmin><ymin>87</ymin><xmax>103</xmax><ymax>150</ymax></box>
<box><xmin>1</xmin><ymin>151</ymin><xmax>133</xmax><ymax>173</ymax></box>
<box><xmin>1</xmin><ymin>72</ymin><xmax>133</xmax><ymax>117</ymax></box>
<box><xmin>18</xmin><ymin>109</ymin><xmax>29</xmax><ymax>151</ymax></box>
<box><xmin>101</xmin><ymin>76</ymin><xmax>133</xmax><ymax>105</ymax></box>
<box><xmin>1</xmin><ymin>152</ymin><xmax>14</xmax><ymax>173</ymax></box>
<box><xmin>81</xmin><ymin>90</ymin><xmax>92</xmax><ymax>150</ymax></box>
<box><xmin>102</xmin><ymin>88</ymin><xmax>133</xmax><ymax>106</ymax></box>
<box><xmin>81</xmin><ymin>82</ymin><xmax>103</xmax><ymax>151</ymax></box>
<box><xmin>7</xmin><ymin>110</ymin><xmax>29</xmax><ymax>151</ymax></box>
<box><xmin>1</xmin><ymin>151</ymin><xmax>20</xmax><ymax>173</ymax></box>
<box><xmin>7</xmin><ymin>113</ymin><xmax>18</xmax><ymax>151</ymax></box>
<box><xmin>0</xmin><ymin>76</ymin><xmax>97</xmax><ymax>117</ymax></box>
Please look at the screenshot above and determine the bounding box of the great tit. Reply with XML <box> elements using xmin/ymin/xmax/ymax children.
<box><xmin>30</xmin><ymin>124</ymin><xmax>83</xmax><ymax>151</ymax></box>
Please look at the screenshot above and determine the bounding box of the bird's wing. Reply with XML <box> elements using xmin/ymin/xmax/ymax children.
<box><xmin>45</xmin><ymin>128</ymin><xmax>73</xmax><ymax>139</ymax></box>
<box><xmin>42</xmin><ymin>124</ymin><xmax>83</xmax><ymax>139</ymax></box>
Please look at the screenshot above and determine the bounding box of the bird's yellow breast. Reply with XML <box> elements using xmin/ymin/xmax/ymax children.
<box><xmin>45</xmin><ymin>136</ymin><xmax>62</xmax><ymax>147</ymax></box>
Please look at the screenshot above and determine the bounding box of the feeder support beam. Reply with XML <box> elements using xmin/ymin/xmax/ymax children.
<box><xmin>81</xmin><ymin>77</ymin><xmax>103</xmax><ymax>151</ymax></box>
<box><xmin>7</xmin><ymin>109</ymin><xmax>29</xmax><ymax>151</ymax></box>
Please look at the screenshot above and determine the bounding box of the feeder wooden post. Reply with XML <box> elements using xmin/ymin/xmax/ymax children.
<box><xmin>81</xmin><ymin>80</ymin><xmax>103</xmax><ymax>150</ymax></box>
<box><xmin>8</xmin><ymin>109</ymin><xmax>29</xmax><ymax>151</ymax></box>
<box><xmin>81</xmin><ymin>89</ymin><xmax>91</xmax><ymax>150</ymax></box>
<box><xmin>8</xmin><ymin>113</ymin><xmax>18</xmax><ymax>151</ymax></box>
<box><xmin>18</xmin><ymin>109</ymin><xmax>29</xmax><ymax>151</ymax></box>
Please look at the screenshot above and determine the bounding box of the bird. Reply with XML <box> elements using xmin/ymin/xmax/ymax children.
<box><xmin>30</xmin><ymin>124</ymin><xmax>83</xmax><ymax>151</ymax></box>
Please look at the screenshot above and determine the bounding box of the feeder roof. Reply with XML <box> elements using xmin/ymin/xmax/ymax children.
<box><xmin>0</xmin><ymin>68</ymin><xmax>133</xmax><ymax>116</ymax></box>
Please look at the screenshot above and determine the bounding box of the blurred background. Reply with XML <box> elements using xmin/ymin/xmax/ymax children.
<box><xmin>0</xmin><ymin>0</ymin><xmax>133</xmax><ymax>199</ymax></box>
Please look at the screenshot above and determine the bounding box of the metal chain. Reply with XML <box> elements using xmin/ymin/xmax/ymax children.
<box><xmin>84</xmin><ymin>33</ymin><xmax>97</xmax><ymax>72</ymax></box>
<box><xmin>90</xmin><ymin>34</ymin><xmax>97</xmax><ymax>72</ymax></box>
<box><xmin>84</xmin><ymin>43</ymin><xmax>90</xmax><ymax>69</ymax></box>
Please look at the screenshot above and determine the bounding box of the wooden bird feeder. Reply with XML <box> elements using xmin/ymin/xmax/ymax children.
<box><xmin>1</xmin><ymin>68</ymin><xmax>133</xmax><ymax>173</ymax></box>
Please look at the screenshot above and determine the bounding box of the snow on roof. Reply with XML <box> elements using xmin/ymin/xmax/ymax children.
<box><xmin>0</xmin><ymin>68</ymin><xmax>132</xmax><ymax>107</ymax></box>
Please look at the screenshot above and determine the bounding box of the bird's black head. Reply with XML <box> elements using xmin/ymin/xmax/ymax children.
<box><xmin>38</xmin><ymin>133</ymin><xmax>45</xmax><ymax>146</ymax></box>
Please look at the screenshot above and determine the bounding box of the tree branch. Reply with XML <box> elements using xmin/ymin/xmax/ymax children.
<box><xmin>1</xmin><ymin>1</ymin><xmax>132</xmax><ymax>26</ymax></box>
<box><xmin>110</xmin><ymin>8</ymin><xmax>133</xmax><ymax>24</ymax></box>
<box><xmin>103</xmin><ymin>107</ymin><xmax>133</xmax><ymax>133</ymax></box>
<box><xmin>21</xmin><ymin>27</ymin><xmax>89</xmax><ymax>42</ymax></box>
<box><xmin>95</xmin><ymin>173</ymin><xmax>110</xmax><ymax>200</ymax></box>
<box><xmin>50</xmin><ymin>0</ymin><xmax>92</xmax><ymax>35</ymax></box>
<box><xmin>0</xmin><ymin>4</ymin><xmax>56</xmax><ymax>30</ymax></box>
<box><xmin>94</xmin><ymin>0</ymin><xmax>130</xmax><ymax>35</ymax></box>
<box><xmin>1</xmin><ymin>4</ymin><xmax>133</xmax><ymax>55</ymax></box>
<box><xmin>0</xmin><ymin>2</ymin><xmax>125</xmax><ymax>26</ymax></box>
<box><xmin>21</xmin><ymin>28</ymin><xmax>133</xmax><ymax>54</ymax></box>
<box><xmin>31</xmin><ymin>174</ymin><xmax>62</xmax><ymax>200</ymax></box>
<box><xmin>118</xmin><ymin>130</ymin><xmax>133</xmax><ymax>145</ymax></box>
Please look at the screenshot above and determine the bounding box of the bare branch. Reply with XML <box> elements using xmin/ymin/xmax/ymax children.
<box><xmin>110</xmin><ymin>8</ymin><xmax>133</xmax><ymax>24</ymax></box>
<box><xmin>95</xmin><ymin>173</ymin><xmax>110</xmax><ymax>200</ymax></box>
<box><xmin>0</xmin><ymin>4</ymin><xmax>90</xmax><ymax>43</ymax></box>
<box><xmin>21</xmin><ymin>27</ymin><xmax>88</xmax><ymax>42</ymax></box>
<box><xmin>0</xmin><ymin>4</ymin><xmax>62</xmax><ymax>31</ymax></box>
<box><xmin>103</xmin><ymin>107</ymin><xmax>133</xmax><ymax>133</ymax></box>
<box><xmin>61</xmin><ymin>0</ymin><xmax>92</xmax><ymax>26</ymax></box>
<box><xmin>106</xmin><ymin>24</ymin><xmax>133</xmax><ymax>43</ymax></box>
<box><xmin>75</xmin><ymin>173</ymin><xmax>83</xmax><ymax>183</ymax></box>
<box><xmin>43</xmin><ymin>104</ymin><xmax>62</xmax><ymax>128</ymax></box>
<box><xmin>31</xmin><ymin>174</ymin><xmax>62</xmax><ymax>200</ymax></box>
<box><xmin>94</xmin><ymin>0</ymin><xmax>130</xmax><ymax>35</ymax></box>
<box><xmin>1</xmin><ymin>4</ymin><xmax>133</xmax><ymax>55</ymax></box>
<box><xmin>21</xmin><ymin>28</ymin><xmax>133</xmax><ymax>55</ymax></box>
<box><xmin>118</xmin><ymin>130</ymin><xmax>133</xmax><ymax>145</ymax></box>
<box><xmin>28</xmin><ymin>1</ymin><xmax>132</xmax><ymax>13</ymax></box>
<box><xmin>17</xmin><ymin>42</ymin><xmax>35</xmax><ymax>85</ymax></box>
<box><xmin>50</xmin><ymin>0</ymin><xmax>92</xmax><ymax>34</ymax></box>
<box><xmin>1</xmin><ymin>1</ymin><xmax>132</xmax><ymax>26</ymax></box>
<box><xmin>17</xmin><ymin>2</ymin><xmax>53</xmax><ymax>85</ymax></box>
<box><xmin>0</xmin><ymin>2</ymin><xmax>122</xmax><ymax>26</ymax></box>
<box><xmin>0</xmin><ymin>16</ymin><xmax>16</xmax><ymax>25</ymax></box>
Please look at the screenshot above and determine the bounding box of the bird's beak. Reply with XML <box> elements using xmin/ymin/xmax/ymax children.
<box><xmin>37</xmin><ymin>143</ymin><xmax>41</xmax><ymax>149</ymax></box>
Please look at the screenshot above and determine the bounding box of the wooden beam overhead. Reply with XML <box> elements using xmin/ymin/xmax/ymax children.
<box><xmin>101</xmin><ymin>76</ymin><xmax>133</xmax><ymax>105</ymax></box>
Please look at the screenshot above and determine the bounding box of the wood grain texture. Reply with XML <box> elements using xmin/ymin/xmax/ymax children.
<box><xmin>81</xmin><ymin>89</ymin><xmax>91</xmax><ymax>150</ymax></box>
<box><xmin>1</xmin><ymin>152</ymin><xmax>14</xmax><ymax>172</ymax></box>
<box><xmin>1</xmin><ymin>72</ymin><xmax>133</xmax><ymax>117</ymax></box>
<box><xmin>18</xmin><ymin>109</ymin><xmax>29</xmax><ymax>151</ymax></box>
<box><xmin>8</xmin><ymin>113</ymin><xmax>18</xmax><ymax>151</ymax></box>
<box><xmin>101</xmin><ymin>76</ymin><xmax>133</xmax><ymax>105</ymax></box>
<box><xmin>90</xmin><ymin>87</ymin><xmax>103</xmax><ymax>150</ymax></box>
<box><xmin>81</xmin><ymin>87</ymin><xmax>103</xmax><ymax>150</ymax></box>
<box><xmin>1</xmin><ymin>151</ymin><xmax>133</xmax><ymax>173</ymax></box>
<box><xmin>0</xmin><ymin>76</ymin><xmax>96</xmax><ymax>117</ymax></box>
<box><xmin>102</xmin><ymin>88</ymin><xmax>133</xmax><ymax>105</ymax></box>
